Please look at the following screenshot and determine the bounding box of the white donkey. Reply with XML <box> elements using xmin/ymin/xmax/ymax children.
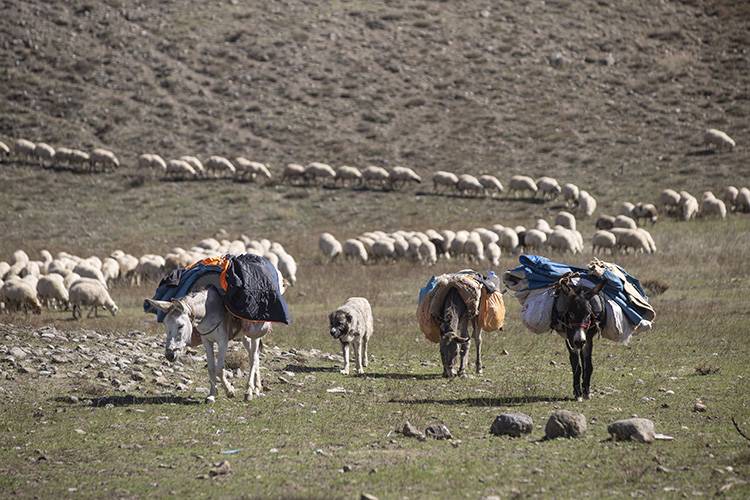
<box><xmin>146</xmin><ymin>286</ymin><xmax>270</xmax><ymax>403</ymax></box>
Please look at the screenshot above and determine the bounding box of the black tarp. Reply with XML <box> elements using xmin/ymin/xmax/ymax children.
<box><xmin>223</xmin><ymin>254</ymin><xmax>292</xmax><ymax>324</ymax></box>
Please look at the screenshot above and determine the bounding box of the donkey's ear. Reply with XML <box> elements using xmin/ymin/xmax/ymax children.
<box><xmin>145</xmin><ymin>299</ymin><xmax>172</xmax><ymax>313</ymax></box>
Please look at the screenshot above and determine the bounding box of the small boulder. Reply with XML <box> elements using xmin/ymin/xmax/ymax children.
<box><xmin>693</xmin><ymin>400</ymin><xmax>707</xmax><ymax>412</ymax></box>
<box><xmin>425</xmin><ymin>423</ymin><xmax>452</xmax><ymax>440</ymax></box>
<box><xmin>209</xmin><ymin>460</ymin><xmax>232</xmax><ymax>477</ymax></box>
<box><xmin>490</xmin><ymin>413</ymin><xmax>533</xmax><ymax>437</ymax></box>
<box><xmin>544</xmin><ymin>410</ymin><xmax>587</xmax><ymax>439</ymax></box>
<box><xmin>607</xmin><ymin>418</ymin><xmax>655</xmax><ymax>443</ymax></box>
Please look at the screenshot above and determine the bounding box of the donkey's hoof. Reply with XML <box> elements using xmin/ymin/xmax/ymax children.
<box><xmin>457</xmin><ymin>370</ymin><xmax>467</xmax><ymax>378</ymax></box>
<box><xmin>205</xmin><ymin>395</ymin><xmax>216</xmax><ymax>404</ymax></box>
<box><xmin>356</xmin><ymin>368</ymin><xmax>365</xmax><ymax>375</ymax></box>
<box><xmin>583</xmin><ymin>393</ymin><xmax>591</xmax><ymax>400</ymax></box>
<box><xmin>476</xmin><ymin>367</ymin><xmax>484</xmax><ymax>375</ymax></box>
<box><xmin>340</xmin><ymin>369</ymin><xmax>350</xmax><ymax>375</ymax></box>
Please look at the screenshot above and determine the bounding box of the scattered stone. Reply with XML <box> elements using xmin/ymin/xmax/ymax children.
<box><xmin>209</xmin><ymin>460</ymin><xmax>231</xmax><ymax>477</ymax></box>
<box><xmin>342</xmin><ymin>464</ymin><xmax>353</xmax><ymax>472</ymax></box>
<box><xmin>62</xmin><ymin>395</ymin><xmax>79</xmax><ymax>404</ymax></box>
<box><xmin>425</xmin><ymin>423</ymin><xmax>452</xmax><ymax>440</ymax></box>
<box><xmin>74</xmin><ymin>428</ymin><xmax>86</xmax><ymax>435</ymax></box>
<box><xmin>361</xmin><ymin>494</ymin><xmax>379</xmax><ymax>500</ymax></box>
<box><xmin>548</xmin><ymin>52</ymin><xmax>565</xmax><ymax>67</ymax></box>
<box><xmin>501</xmin><ymin>349</ymin><xmax>509</xmax><ymax>356</ymax></box>
<box><xmin>693</xmin><ymin>400</ymin><xmax>707</xmax><ymax>412</ymax></box>
<box><xmin>544</xmin><ymin>410</ymin><xmax>587</xmax><ymax>439</ymax></box>
<box><xmin>490</xmin><ymin>413</ymin><xmax>534</xmax><ymax>437</ymax></box>
<box><xmin>400</xmin><ymin>421</ymin><xmax>426</xmax><ymax>441</ymax></box>
<box><xmin>607</xmin><ymin>418</ymin><xmax>656</xmax><ymax>443</ymax></box>
<box><xmin>9</xmin><ymin>347</ymin><xmax>27</xmax><ymax>360</ymax></box>
<box><xmin>131</xmin><ymin>371</ymin><xmax>145</xmax><ymax>382</ymax></box>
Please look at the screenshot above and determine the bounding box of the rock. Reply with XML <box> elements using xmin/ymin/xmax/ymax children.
<box><xmin>607</xmin><ymin>418</ymin><xmax>655</xmax><ymax>443</ymax></box>
<box><xmin>62</xmin><ymin>395</ymin><xmax>79</xmax><ymax>404</ymax></box>
<box><xmin>548</xmin><ymin>52</ymin><xmax>565</xmax><ymax>67</ymax></box>
<box><xmin>425</xmin><ymin>423</ymin><xmax>452</xmax><ymax>440</ymax></box>
<box><xmin>131</xmin><ymin>371</ymin><xmax>145</xmax><ymax>382</ymax></box>
<box><xmin>9</xmin><ymin>347</ymin><xmax>27</xmax><ymax>360</ymax></box>
<box><xmin>490</xmin><ymin>412</ymin><xmax>533</xmax><ymax>437</ymax></box>
<box><xmin>209</xmin><ymin>460</ymin><xmax>231</xmax><ymax>477</ymax></box>
<box><xmin>693</xmin><ymin>400</ymin><xmax>707</xmax><ymax>412</ymax></box>
<box><xmin>544</xmin><ymin>410</ymin><xmax>587</xmax><ymax>439</ymax></box>
<box><xmin>361</xmin><ymin>494</ymin><xmax>379</xmax><ymax>500</ymax></box>
<box><xmin>342</xmin><ymin>464</ymin><xmax>353</xmax><ymax>472</ymax></box>
<box><xmin>501</xmin><ymin>349</ymin><xmax>509</xmax><ymax>356</ymax></box>
<box><xmin>400</xmin><ymin>421</ymin><xmax>426</xmax><ymax>441</ymax></box>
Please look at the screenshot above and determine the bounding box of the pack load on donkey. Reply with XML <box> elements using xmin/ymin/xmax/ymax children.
<box><xmin>417</xmin><ymin>269</ymin><xmax>506</xmax><ymax>343</ymax></box>
<box><xmin>144</xmin><ymin>253</ymin><xmax>291</xmax><ymax>346</ymax></box>
<box><xmin>503</xmin><ymin>255</ymin><xmax>655</xmax><ymax>343</ymax></box>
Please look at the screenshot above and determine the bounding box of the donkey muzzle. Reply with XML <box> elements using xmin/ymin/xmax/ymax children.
<box><xmin>572</xmin><ymin>329</ymin><xmax>587</xmax><ymax>349</ymax></box>
<box><xmin>165</xmin><ymin>348</ymin><xmax>179</xmax><ymax>362</ymax></box>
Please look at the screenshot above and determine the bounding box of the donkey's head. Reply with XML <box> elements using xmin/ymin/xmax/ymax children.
<box><xmin>557</xmin><ymin>280</ymin><xmax>606</xmax><ymax>351</ymax></box>
<box><xmin>145</xmin><ymin>298</ymin><xmax>194</xmax><ymax>362</ymax></box>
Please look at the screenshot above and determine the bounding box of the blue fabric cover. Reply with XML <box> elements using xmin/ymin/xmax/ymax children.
<box><xmin>510</xmin><ymin>255</ymin><xmax>651</xmax><ymax>325</ymax></box>
<box><xmin>143</xmin><ymin>262</ymin><xmax>225</xmax><ymax>322</ymax></box>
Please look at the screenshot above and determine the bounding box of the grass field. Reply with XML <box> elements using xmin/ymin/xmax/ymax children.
<box><xmin>0</xmin><ymin>172</ymin><xmax>749</xmax><ymax>497</ymax></box>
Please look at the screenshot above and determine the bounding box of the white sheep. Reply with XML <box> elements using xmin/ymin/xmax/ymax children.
<box><xmin>617</xmin><ymin>202</ymin><xmax>635</xmax><ymax>217</ymax></box>
<box><xmin>591</xmin><ymin>230</ymin><xmax>616</xmax><ymax>254</ymax></box>
<box><xmin>534</xmin><ymin>219</ymin><xmax>553</xmax><ymax>235</ymax></box>
<box><xmin>306</xmin><ymin>162</ymin><xmax>337</xmax><ymax>186</ymax></box>
<box><xmin>343</xmin><ymin>239</ymin><xmax>368</xmax><ymax>263</ymax></box>
<box><xmin>13</xmin><ymin>139</ymin><xmax>36</xmax><ymax>163</ymax></box>
<box><xmin>562</xmin><ymin>183</ymin><xmax>580</xmax><ymax>207</ymax></box>
<box><xmin>389</xmin><ymin>166</ymin><xmax>422</xmax><ymax>189</ymax></box>
<box><xmin>319</xmin><ymin>233</ymin><xmax>343</xmax><ymax>262</ymax></box>
<box><xmin>613</xmin><ymin>215</ymin><xmax>637</xmax><ymax>229</ymax></box>
<box><xmin>509</xmin><ymin>175</ymin><xmax>538</xmax><ymax>197</ymax></box>
<box><xmin>361</xmin><ymin>166</ymin><xmax>390</xmax><ymax>190</ymax></box>
<box><xmin>205</xmin><ymin>156</ymin><xmax>236</xmax><ymax>177</ymax></box>
<box><xmin>577</xmin><ymin>190</ymin><xmax>597</xmax><ymax>217</ymax></box>
<box><xmin>90</xmin><ymin>148</ymin><xmax>120</xmax><ymax>172</ymax></box>
<box><xmin>631</xmin><ymin>203</ymin><xmax>658</xmax><ymax>225</ymax></box>
<box><xmin>679</xmin><ymin>191</ymin><xmax>699</xmax><ymax>221</ymax></box>
<box><xmin>548</xmin><ymin>227</ymin><xmax>582</xmax><ymax>254</ymax></box>
<box><xmin>736</xmin><ymin>187</ymin><xmax>750</xmax><ymax>213</ymax></box>
<box><xmin>595</xmin><ymin>214</ymin><xmax>615</xmax><ymax>230</ymax></box>
<box><xmin>704</xmin><ymin>128</ymin><xmax>735</xmax><ymax>151</ymax></box>
<box><xmin>180</xmin><ymin>156</ymin><xmax>205</xmax><ymax>176</ymax></box>
<box><xmin>418</xmin><ymin>240</ymin><xmax>438</xmax><ymax>266</ymax></box>
<box><xmin>450</xmin><ymin>231</ymin><xmax>470</xmax><ymax>257</ymax></box>
<box><xmin>554</xmin><ymin>211</ymin><xmax>576</xmax><ymax>231</ymax></box>
<box><xmin>658</xmin><ymin>189</ymin><xmax>681</xmax><ymax>215</ymax></box>
<box><xmin>495</xmin><ymin>227</ymin><xmax>519</xmax><ymax>253</ymax></box>
<box><xmin>235</xmin><ymin>158</ymin><xmax>271</xmax><ymax>182</ymax></box>
<box><xmin>166</xmin><ymin>159</ymin><xmax>197</xmax><ymax>180</ymax></box>
<box><xmin>371</xmin><ymin>239</ymin><xmax>396</xmax><ymax>261</ymax></box>
<box><xmin>1</xmin><ymin>278</ymin><xmax>42</xmax><ymax>314</ymax></box>
<box><xmin>281</xmin><ymin>163</ymin><xmax>306</xmax><ymax>184</ymax></box>
<box><xmin>478</xmin><ymin>175</ymin><xmax>504</xmax><ymax>197</ymax></box>
<box><xmin>456</xmin><ymin>174</ymin><xmax>484</xmax><ymax>197</ymax></box>
<box><xmin>0</xmin><ymin>140</ymin><xmax>9</xmax><ymax>160</ymax></box>
<box><xmin>69</xmin><ymin>149</ymin><xmax>91</xmax><ymax>172</ymax></box>
<box><xmin>136</xmin><ymin>255</ymin><xmax>165</xmax><ymax>283</ymax></box>
<box><xmin>523</xmin><ymin>229</ymin><xmax>547</xmax><ymax>252</ymax></box>
<box><xmin>463</xmin><ymin>235</ymin><xmax>485</xmax><ymax>261</ymax></box>
<box><xmin>486</xmin><ymin>242</ymin><xmax>501</xmax><ymax>266</ymax></box>
<box><xmin>335</xmin><ymin>166</ymin><xmax>363</xmax><ymax>187</ymax></box>
<box><xmin>37</xmin><ymin>274</ymin><xmax>69</xmax><ymax>309</ymax></box>
<box><xmin>721</xmin><ymin>186</ymin><xmax>739</xmax><ymax>209</ymax></box>
<box><xmin>537</xmin><ymin>176</ymin><xmax>561</xmax><ymax>199</ymax></box>
<box><xmin>73</xmin><ymin>262</ymin><xmax>107</xmax><ymax>287</ymax></box>
<box><xmin>611</xmin><ymin>228</ymin><xmax>654</xmax><ymax>254</ymax></box>
<box><xmin>33</xmin><ymin>143</ymin><xmax>55</xmax><ymax>168</ymax></box>
<box><xmin>432</xmin><ymin>171</ymin><xmax>459</xmax><ymax>193</ymax></box>
<box><xmin>700</xmin><ymin>193</ymin><xmax>727</xmax><ymax>219</ymax></box>
<box><xmin>69</xmin><ymin>279</ymin><xmax>118</xmax><ymax>319</ymax></box>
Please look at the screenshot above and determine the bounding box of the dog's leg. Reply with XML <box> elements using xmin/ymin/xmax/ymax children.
<box><xmin>355</xmin><ymin>337</ymin><xmax>364</xmax><ymax>375</ymax></box>
<box><xmin>474</xmin><ymin>321</ymin><xmax>483</xmax><ymax>375</ymax></box>
<box><xmin>340</xmin><ymin>342</ymin><xmax>350</xmax><ymax>375</ymax></box>
<box><xmin>362</xmin><ymin>333</ymin><xmax>369</xmax><ymax>367</ymax></box>
<box><xmin>204</xmin><ymin>341</ymin><xmax>217</xmax><ymax>403</ymax></box>
<box><xmin>241</xmin><ymin>336</ymin><xmax>253</xmax><ymax>402</ymax></box>
<box><xmin>215</xmin><ymin>337</ymin><xmax>235</xmax><ymax>398</ymax></box>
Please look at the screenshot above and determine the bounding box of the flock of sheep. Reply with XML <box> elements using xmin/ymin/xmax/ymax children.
<box><xmin>0</xmin><ymin>138</ymin><xmax>119</xmax><ymax>173</ymax></box>
<box><xmin>0</xmin><ymin>235</ymin><xmax>298</xmax><ymax>318</ymax></box>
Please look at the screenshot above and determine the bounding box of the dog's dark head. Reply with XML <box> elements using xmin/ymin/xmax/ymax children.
<box><xmin>329</xmin><ymin>310</ymin><xmax>354</xmax><ymax>342</ymax></box>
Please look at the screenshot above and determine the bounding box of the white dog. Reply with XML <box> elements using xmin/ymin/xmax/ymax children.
<box><xmin>328</xmin><ymin>297</ymin><xmax>373</xmax><ymax>375</ymax></box>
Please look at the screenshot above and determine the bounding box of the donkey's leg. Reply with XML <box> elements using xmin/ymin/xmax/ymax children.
<box><xmin>457</xmin><ymin>316</ymin><xmax>470</xmax><ymax>377</ymax></box>
<box><xmin>204</xmin><ymin>341</ymin><xmax>218</xmax><ymax>403</ymax></box>
<box><xmin>240</xmin><ymin>336</ymin><xmax>254</xmax><ymax>402</ymax></box>
<box><xmin>355</xmin><ymin>337</ymin><xmax>364</xmax><ymax>375</ymax></box>
<box><xmin>473</xmin><ymin>320</ymin><xmax>483</xmax><ymax>375</ymax></box>
<box><xmin>215</xmin><ymin>338</ymin><xmax>236</xmax><ymax>398</ymax></box>
<box><xmin>566</xmin><ymin>341</ymin><xmax>583</xmax><ymax>401</ymax></box>
<box><xmin>582</xmin><ymin>338</ymin><xmax>594</xmax><ymax>400</ymax></box>
<box><xmin>252</xmin><ymin>338</ymin><xmax>263</xmax><ymax>395</ymax></box>
<box><xmin>340</xmin><ymin>342</ymin><xmax>350</xmax><ymax>375</ymax></box>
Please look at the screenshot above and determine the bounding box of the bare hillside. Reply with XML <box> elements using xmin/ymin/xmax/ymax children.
<box><xmin>1</xmin><ymin>0</ymin><xmax>748</xmax><ymax>185</ymax></box>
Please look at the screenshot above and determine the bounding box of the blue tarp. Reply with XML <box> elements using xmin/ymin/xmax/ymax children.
<box><xmin>508</xmin><ymin>255</ymin><xmax>652</xmax><ymax>326</ymax></box>
<box><xmin>143</xmin><ymin>262</ymin><xmax>225</xmax><ymax>322</ymax></box>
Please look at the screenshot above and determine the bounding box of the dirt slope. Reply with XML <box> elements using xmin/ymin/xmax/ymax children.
<box><xmin>1</xmin><ymin>0</ymin><xmax>748</xmax><ymax>185</ymax></box>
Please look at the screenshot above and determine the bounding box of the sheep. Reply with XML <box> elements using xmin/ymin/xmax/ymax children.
<box><xmin>631</xmin><ymin>203</ymin><xmax>658</xmax><ymax>225</ymax></box>
<box><xmin>592</xmin><ymin>230</ymin><xmax>616</xmax><ymax>254</ymax></box>
<box><xmin>389</xmin><ymin>166</ymin><xmax>422</xmax><ymax>189</ymax></box>
<box><xmin>456</xmin><ymin>174</ymin><xmax>484</xmax><ymax>197</ymax></box>
<box><xmin>343</xmin><ymin>239</ymin><xmax>368</xmax><ymax>263</ymax></box>
<box><xmin>197</xmin><ymin>238</ymin><xmax>221</xmax><ymax>250</ymax></box>
<box><xmin>33</xmin><ymin>142</ymin><xmax>55</xmax><ymax>168</ymax></box>
<box><xmin>450</xmin><ymin>231</ymin><xmax>470</xmax><ymax>258</ymax></box>
<box><xmin>0</xmin><ymin>278</ymin><xmax>42</xmax><ymax>314</ymax></box>
<box><xmin>73</xmin><ymin>262</ymin><xmax>107</xmax><ymax>287</ymax></box>
<box><xmin>281</xmin><ymin>163</ymin><xmax>306</xmax><ymax>184</ymax></box>
<box><xmin>475</xmin><ymin>175</ymin><xmax>503</xmax><ymax>197</ymax></box>
<box><xmin>595</xmin><ymin>214</ymin><xmax>616</xmax><ymax>230</ymax></box>
<box><xmin>534</xmin><ymin>219</ymin><xmax>553</xmax><ymax>235</ymax></box>
<box><xmin>136</xmin><ymin>255</ymin><xmax>165</xmax><ymax>283</ymax></box>
<box><xmin>205</xmin><ymin>156</ymin><xmax>236</xmax><ymax>178</ymax></box>
<box><xmin>101</xmin><ymin>258</ymin><xmax>120</xmax><ymax>284</ymax></box>
<box><xmin>577</xmin><ymin>190</ymin><xmax>597</xmax><ymax>217</ymax></box>
<box><xmin>495</xmin><ymin>227</ymin><xmax>519</xmax><ymax>253</ymax></box>
<box><xmin>658</xmin><ymin>189</ymin><xmax>681</xmax><ymax>215</ymax></box>
<box><xmin>90</xmin><ymin>148</ymin><xmax>120</xmax><ymax>172</ymax></box>
<box><xmin>392</xmin><ymin>235</ymin><xmax>409</xmax><ymax>258</ymax></box>
<box><xmin>371</xmin><ymin>239</ymin><xmax>396</xmax><ymax>261</ymax></box>
<box><xmin>335</xmin><ymin>166</ymin><xmax>363</xmax><ymax>187</ymax></box>
<box><xmin>679</xmin><ymin>191</ymin><xmax>699</xmax><ymax>221</ymax></box>
<box><xmin>13</xmin><ymin>139</ymin><xmax>36</xmax><ymax>163</ymax></box>
<box><xmin>721</xmin><ymin>186</ymin><xmax>739</xmax><ymax>210</ymax></box>
<box><xmin>361</xmin><ymin>166</ymin><xmax>390</xmax><ymax>190</ymax></box>
<box><xmin>548</xmin><ymin>227</ymin><xmax>582</xmax><ymax>254</ymax></box>
<box><xmin>554</xmin><ymin>211</ymin><xmax>577</xmax><ymax>231</ymax></box>
<box><xmin>509</xmin><ymin>175</ymin><xmax>538</xmax><ymax>197</ymax></box>
<box><xmin>637</xmin><ymin>228</ymin><xmax>657</xmax><ymax>253</ymax></box>
<box><xmin>180</xmin><ymin>156</ymin><xmax>205</xmax><ymax>177</ymax></box>
<box><xmin>69</xmin><ymin>279</ymin><xmax>118</xmax><ymax>319</ymax></box>
<box><xmin>613</xmin><ymin>215</ymin><xmax>637</xmax><ymax>230</ymax></box>
<box><xmin>319</xmin><ymin>233</ymin><xmax>343</xmax><ymax>262</ymax></box>
<box><xmin>611</xmin><ymin>228</ymin><xmax>654</xmax><ymax>254</ymax></box>
<box><xmin>166</xmin><ymin>159</ymin><xmax>197</xmax><ymax>180</ymax></box>
<box><xmin>37</xmin><ymin>274</ymin><xmax>69</xmax><ymax>310</ymax></box>
<box><xmin>235</xmin><ymin>158</ymin><xmax>271</xmax><ymax>182</ymax></box>
<box><xmin>432</xmin><ymin>171</ymin><xmax>459</xmax><ymax>193</ymax></box>
<box><xmin>700</xmin><ymin>193</ymin><xmax>727</xmax><ymax>219</ymax></box>
<box><xmin>55</xmin><ymin>147</ymin><xmax>75</xmax><ymax>169</ymax></box>
<box><xmin>63</xmin><ymin>272</ymin><xmax>81</xmax><ymax>290</ymax></box>
<box><xmin>439</xmin><ymin>230</ymin><xmax>456</xmax><ymax>256</ymax></box>
<box><xmin>486</xmin><ymin>241</ymin><xmax>501</xmax><ymax>266</ymax></box>
<box><xmin>0</xmin><ymin>140</ymin><xmax>9</xmax><ymax>160</ymax></box>
<box><xmin>305</xmin><ymin>162</ymin><xmax>337</xmax><ymax>186</ymax></box>
<box><xmin>418</xmin><ymin>240</ymin><xmax>438</xmax><ymax>266</ymax></box>
<box><xmin>537</xmin><ymin>176</ymin><xmax>562</xmax><ymax>199</ymax></box>
<box><xmin>69</xmin><ymin>149</ymin><xmax>91</xmax><ymax>172</ymax></box>
<box><xmin>704</xmin><ymin>128</ymin><xmax>735</xmax><ymax>151</ymax></box>
<box><xmin>0</xmin><ymin>261</ymin><xmax>10</xmax><ymax>279</ymax></box>
<box><xmin>523</xmin><ymin>229</ymin><xmax>547</xmax><ymax>252</ymax></box>
<box><xmin>406</xmin><ymin>237</ymin><xmax>423</xmax><ymax>262</ymax></box>
<box><xmin>562</xmin><ymin>183</ymin><xmax>580</xmax><ymax>207</ymax></box>
<box><xmin>736</xmin><ymin>187</ymin><xmax>750</xmax><ymax>213</ymax></box>
<box><xmin>263</xmin><ymin>251</ymin><xmax>279</xmax><ymax>268</ymax></box>
<box><xmin>463</xmin><ymin>235</ymin><xmax>485</xmax><ymax>261</ymax></box>
<box><xmin>617</xmin><ymin>202</ymin><xmax>635</xmax><ymax>217</ymax></box>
